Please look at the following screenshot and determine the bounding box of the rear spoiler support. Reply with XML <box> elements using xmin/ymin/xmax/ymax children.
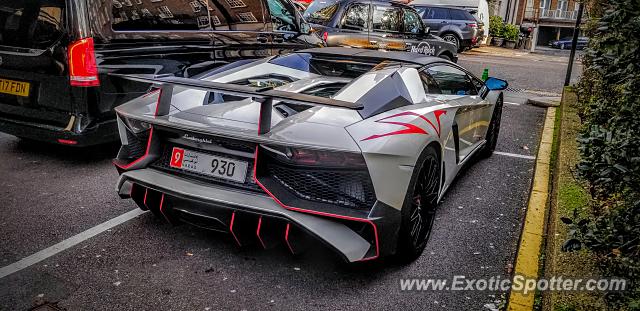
<box><xmin>259</xmin><ymin>98</ymin><xmax>273</xmax><ymax>135</ymax></box>
<box><xmin>156</xmin><ymin>84</ymin><xmax>174</xmax><ymax>116</ymax></box>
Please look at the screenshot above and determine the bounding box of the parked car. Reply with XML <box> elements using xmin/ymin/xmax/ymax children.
<box><xmin>0</xmin><ymin>0</ymin><xmax>322</xmax><ymax>146</ymax></box>
<box><xmin>549</xmin><ymin>37</ymin><xmax>588</xmax><ymax>50</ymax></box>
<box><xmin>413</xmin><ymin>5</ymin><xmax>479</xmax><ymax>52</ymax></box>
<box><xmin>468</xmin><ymin>9</ymin><xmax>486</xmax><ymax>47</ymax></box>
<box><xmin>112</xmin><ymin>47</ymin><xmax>507</xmax><ymax>262</ymax></box>
<box><xmin>303</xmin><ymin>0</ymin><xmax>458</xmax><ymax>62</ymax></box>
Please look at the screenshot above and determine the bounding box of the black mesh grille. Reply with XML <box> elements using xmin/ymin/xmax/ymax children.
<box><xmin>123</xmin><ymin>129</ymin><xmax>149</xmax><ymax>160</ymax></box>
<box><xmin>266</xmin><ymin>163</ymin><xmax>376</xmax><ymax>210</ymax></box>
<box><xmin>151</xmin><ymin>143</ymin><xmax>261</xmax><ymax>192</ymax></box>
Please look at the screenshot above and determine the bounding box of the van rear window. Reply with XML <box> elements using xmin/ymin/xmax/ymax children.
<box><xmin>111</xmin><ymin>0</ymin><xmax>265</xmax><ymax>31</ymax></box>
<box><xmin>0</xmin><ymin>0</ymin><xmax>66</xmax><ymax>50</ymax></box>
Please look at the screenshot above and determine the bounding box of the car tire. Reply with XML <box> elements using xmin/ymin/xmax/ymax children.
<box><xmin>441</xmin><ymin>33</ymin><xmax>460</xmax><ymax>50</ymax></box>
<box><xmin>438</xmin><ymin>53</ymin><xmax>452</xmax><ymax>61</ymax></box>
<box><xmin>395</xmin><ymin>145</ymin><xmax>441</xmax><ymax>263</ymax></box>
<box><xmin>479</xmin><ymin>95</ymin><xmax>504</xmax><ymax>158</ymax></box>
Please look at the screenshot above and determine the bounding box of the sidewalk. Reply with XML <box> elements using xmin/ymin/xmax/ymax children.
<box><xmin>463</xmin><ymin>45</ymin><xmax>581</xmax><ymax>63</ymax></box>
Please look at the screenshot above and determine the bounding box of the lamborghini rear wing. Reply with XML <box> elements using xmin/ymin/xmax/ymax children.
<box><xmin>110</xmin><ymin>74</ymin><xmax>363</xmax><ymax>134</ymax></box>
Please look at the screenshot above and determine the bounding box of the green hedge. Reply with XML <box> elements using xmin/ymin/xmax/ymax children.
<box><xmin>567</xmin><ymin>0</ymin><xmax>640</xmax><ymax>309</ymax></box>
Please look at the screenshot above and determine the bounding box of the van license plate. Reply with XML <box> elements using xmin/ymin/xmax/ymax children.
<box><xmin>169</xmin><ymin>147</ymin><xmax>248</xmax><ymax>183</ymax></box>
<box><xmin>0</xmin><ymin>78</ymin><xmax>30</xmax><ymax>97</ymax></box>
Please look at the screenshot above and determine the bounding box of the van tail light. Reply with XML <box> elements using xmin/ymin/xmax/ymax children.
<box><xmin>68</xmin><ymin>37</ymin><xmax>100</xmax><ymax>87</ymax></box>
<box><xmin>468</xmin><ymin>23</ymin><xmax>477</xmax><ymax>28</ymax></box>
<box><xmin>322</xmin><ymin>31</ymin><xmax>328</xmax><ymax>42</ymax></box>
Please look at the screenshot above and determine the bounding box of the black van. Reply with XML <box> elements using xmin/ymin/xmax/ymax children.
<box><xmin>0</xmin><ymin>0</ymin><xmax>321</xmax><ymax>146</ymax></box>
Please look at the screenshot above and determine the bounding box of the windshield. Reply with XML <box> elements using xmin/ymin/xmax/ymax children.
<box><xmin>0</xmin><ymin>0</ymin><xmax>66</xmax><ymax>50</ymax></box>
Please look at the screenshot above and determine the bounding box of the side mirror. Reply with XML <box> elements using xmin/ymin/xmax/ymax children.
<box><xmin>300</xmin><ymin>22</ymin><xmax>312</xmax><ymax>35</ymax></box>
<box><xmin>485</xmin><ymin>77</ymin><xmax>508</xmax><ymax>91</ymax></box>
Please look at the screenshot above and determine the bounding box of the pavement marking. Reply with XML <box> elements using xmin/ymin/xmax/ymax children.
<box><xmin>504</xmin><ymin>101</ymin><xmax>522</xmax><ymax>106</ymax></box>
<box><xmin>508</xmin><ymin>107</ymin><xmax>557</xmax><ymax>311</ymax></box>
<box><xmin>495</xmin><ymin>151</ymin><xmax>536</xmax><ymax>160</ymax></box>
<box><xmin>0</xmin><ymin>209</ymin><xmax>147</xmax><ymax>279</ymax></box>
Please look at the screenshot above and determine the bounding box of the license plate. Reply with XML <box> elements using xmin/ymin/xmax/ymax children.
<box><xmin>169</xmin><ymin>147</ymin><xmax>248</xmax><ymax>183</ymax></box>
<box><xmin>0</xmin><ymin>78</ymin><xmax>30</xmax><ymax>97</ymax></box>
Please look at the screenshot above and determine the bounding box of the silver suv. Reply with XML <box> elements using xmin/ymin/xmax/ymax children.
<box><xmin>413</xmin><ymin>5</ymin><xmax>479</xmax><ymax>52</ymax></box>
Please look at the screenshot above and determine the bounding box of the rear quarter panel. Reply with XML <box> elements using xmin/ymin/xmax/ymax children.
<box><xmin>346</xmin><ymin>103</ymin><xmax>458</xmax><ymax>210</ymax></box>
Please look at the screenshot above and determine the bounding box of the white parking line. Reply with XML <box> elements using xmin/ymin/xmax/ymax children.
<box><xmin>495</xmin><ymin>151</ymin><xmax>536</xmax><ymax>160</ymax></box>
<box><xmin>504</xmin><ymin>101</ymin><xmax>522</xmax><ymax>106</ymax></box>
<box><xmin>0</xmin><ymin>209</ymin><xmax>147</xmax><ymax>279</ymax></box>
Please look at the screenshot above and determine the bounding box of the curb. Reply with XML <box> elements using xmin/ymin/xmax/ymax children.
<box><xmin>507</xmin><ymin>107</ymin><xmax>557</xmax><ymax>310</ymax></box>
<box><xmin>527</xmin><ymin>97</ymin><xmax>561</xmax><ymax>108</ymax></box>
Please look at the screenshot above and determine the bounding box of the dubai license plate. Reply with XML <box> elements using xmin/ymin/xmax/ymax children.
<box><xmin>169</xmin><ymin>147</ymin><xmax>248</xmax><ymax>183</ymax></box>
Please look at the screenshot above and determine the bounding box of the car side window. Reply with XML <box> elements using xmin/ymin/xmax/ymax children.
<box><xmin>420</xmin><ymin>71</ymin><xmax>442</xmax><ymax>94</ymax></box>
<box><xmin>428</xmin><ymin>7</ymin><xmax>450</xmax><ymax>20</ymax></box>
<box><xmin>403</xmin><ymin>9</ymin><xmax>424</xmax><ymax>34</ymax></box>
<box><xmin>372</xmin><ymin>5</ymin><xmax>402</xmax><ymax>32</ymax></box>
<box><xmin>342</xmin><ymin>3</ymin><xmax>369</xmax><ymax>30</ymax></box>
<box><xmin>426</xmin><ymin>65</ymin><xmax>478</xmax><ymax>96</ymax></box>
<box><xmin>414</xmin><ymin>7</ymin><xmax>427</xmax><ymax>18</ymax></box>
<box><xmin>471</xmin><ymin>77</ymin><xmax>485</xmax><ymax>93</ymax></box>
<box><xmin>304</xmin><ymin>3</ymin><xmax>339</xmax><ymax>26</ymax></box>
<box><xmin>267</xmin><ymin>0</ymin><xmax>297</xmax><ymax>31</ymax></box>
<box><xmin>449</xmin><ymin>9</ymin><xmax>469</xmax><ymax>21</ymax></box>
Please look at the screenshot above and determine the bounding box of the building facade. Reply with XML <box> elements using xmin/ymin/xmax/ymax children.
<box><xmin>496</xmin><ymin>0</ymin><xmax>584</xmax><ymax>46</ymax></box>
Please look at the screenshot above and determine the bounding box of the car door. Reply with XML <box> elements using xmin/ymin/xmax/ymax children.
<box><xmin>335</xmin><ymin>2</ymin><xmax>372</xmax><ymax>49</ymax></box>
<box><xmin>422</xmin><ymin>7</ymin><xmax>450</xmax><ymax>36</ymax></box>
<box><xmin>448</xmin><ymin>9</ymin><xmax>474</xmax><ymax>42</ymax></box>
<box><xmin>423</xmin><ymin>64</ymin><xmax>487</xmax><ymax>161</ymax></box>
<box><xmin>401</xmin><ymin>8</ymin><xmax>434</xmax><ymax>55</ymax></box>
<box><xmin>369</xmin><ymin>4</ymin><xmax>405</xmax><ymax>51</ymax></box>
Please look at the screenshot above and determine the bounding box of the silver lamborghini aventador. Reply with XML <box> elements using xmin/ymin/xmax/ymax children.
<box><xmin>112</xmin><ymin>47</ymin><xmax>508</xmax><ymax>263</ymax></box>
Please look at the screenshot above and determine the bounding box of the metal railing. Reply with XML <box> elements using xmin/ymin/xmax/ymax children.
<box><xmin>524</xmin><ymin>8</ymin><xmax>584</xmax><ymax>21</ymax></box>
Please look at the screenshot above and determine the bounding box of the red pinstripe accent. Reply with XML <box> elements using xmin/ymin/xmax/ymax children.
<box><xmin>153</xmin><ymin>88</ymin><xmax>163</xmax><ymax>116</ymax></box>
<box><xmin>256</xmin><ymin>216</ymin><xmax>266</xmax><ymax>249</ymax></box>
<box><xmin>143</xmin><ymin>188</ymin><xmax>149</xmax><ymax>209</ymax></box>
<box><xmin>284</xmin><ymin>223</ymin><xmax>295</xmax><ymax>254</ymax></box>
<box><xmin>252</xmin><ymin>146</ymin><xmax>379</xmax><ymax>261</ymax></box>
<box><xmin>362</xmin><ymin>121</ymin><xmax>427</xmax><ymax>141</ymax></box>
<box><xmin>229</xmin><ymin>212</ymin><xmax>242</xmax><ymax>246</ymax></box>
<box><xmin>113</xmin><ymin>127</ymin><xmax>154</xmax><ymax>170</ymax></box>
<box><xmin>158</xmin><ymin>193</ymin><xmax>171</xmax><ymax>223</ymax></box>
<box><xmin>361</xmin><ymin>110</ymin><xmax>447</xmax><ymax>141</ymax></box>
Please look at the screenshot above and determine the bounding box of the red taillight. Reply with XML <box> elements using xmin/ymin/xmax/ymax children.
<box><xmin>57</xmin><ymin>138</ymin><xmax>78</xmax><ymax>145</ymax></box>
<box><xmin>322</xmin><ymin>31</ymin><xmax>328</xmax><ymax>42</ymax></box>
<box><xmin>468</xmin><ymin>23</ymin><xmax>477</xmax><ymax>28</ymax></box>
<box><xmin>68</xmin><ymin>37</ymin><xmax>99</xmax><ymax>87</ymax></box>
<box><xmin>269</xmin><ymin>147</ymin><xmax>367</xmax><ymax>167</ymax></box>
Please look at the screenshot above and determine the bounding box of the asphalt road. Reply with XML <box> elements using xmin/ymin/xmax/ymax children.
<box><xmin>459</xmin><ymin>46</ymin><xmax>583</xmax><ymax>94</ymax></box>
<box><xmin>0</xmin><ymin>49</ymin><xmax>556</xmax><ymax>311</ymax></box>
